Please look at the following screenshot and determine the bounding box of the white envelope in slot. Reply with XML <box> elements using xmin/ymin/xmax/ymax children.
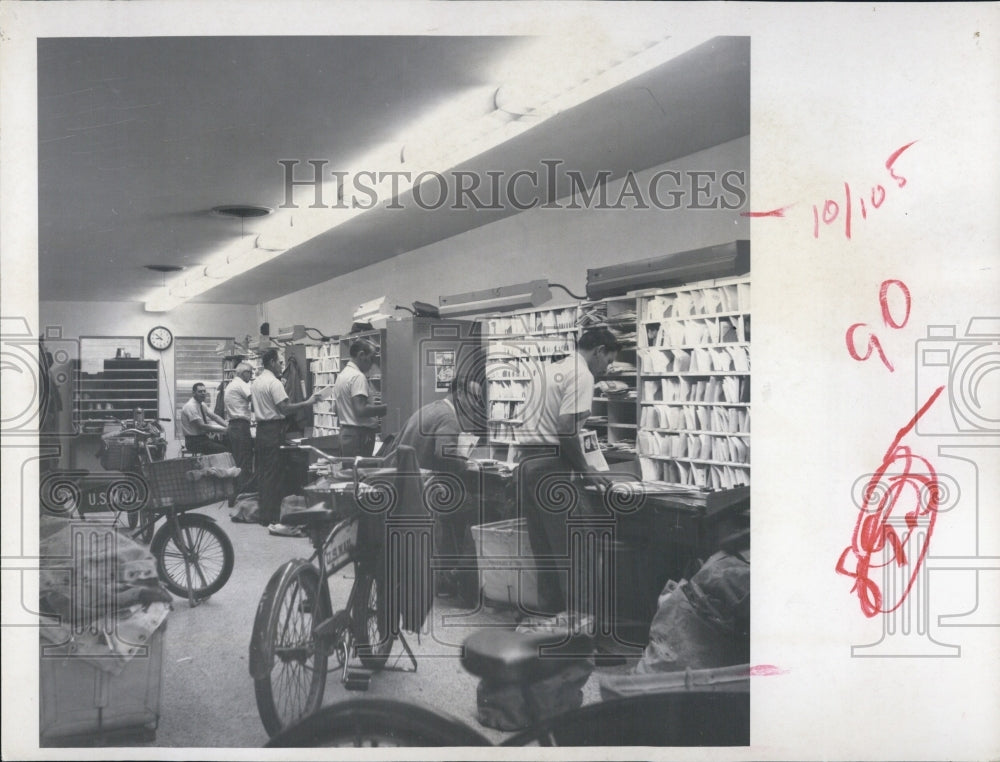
<box><xmin>692</xmin><ymin>464</ymin><xmax>708</xmax><ymax>487</ymax></box>
<box><xmin>691</xmin><ymin>347</ymin><xmax>711</xmax><ymax>373</ymax></box>
<box><xmin>722</xmin><ymin>466</ymin><xmax>735</xmax><ymax>489</ymax></box>
<box><xmin>643</xmin><ymin>380</ymin><xmax>660</xmax><ymax>401</ymax></box>
<box><xmin>710</xmin><ymin>407</ymin><xmax>724</xmax><ymax>431</ymax></box>
<box><xmin>653</xmin><ymin>432</ymin><xmax>667</xmax><ymax>455</ymax></box>
<box><xmin>682</xmin><ymin>406</ymin><xmax>697</xmax><ymax>431</ymax></box>
<box><xmin>684</xmin><ymin>433</ymin><xmax>699</xmax><ymax>459</ymax></box>
<box><xmin>659</xmin><ymin>296</ymin><xmax>675</xmax><ymax>319</ymax></box>
<box><xmin>673</xmin><ymin>292</ymin><xmax>693</xmax><ymax>316</ymax></box>
<box><xmin>711</xmin><ymin>347</ymin><xmax>733</xmax><ymax>371</ymax></box>
<box><xmin>675</xmin><ymin>434</ymin><xmax>689</xmax><ymax>458</ymax></box>
<box><xmin>640</xmin><ymin>407</ymin><xmax>653</xmax><ymax>429</ymax></box>
<box><xmin>662</xmin><ymin>461</ymin><xmax>679</xmax><ymax>484</ymax></box>
<box><xmin>655</xmin><ymin>349</ymin><xmax>671</xmax><ymax>372</ymax></box>
<box><xmin>684</xmin><ymin>320</ymin><xmax>707</xmax><ymax>346</ymax></box>
<box><xmin>727</xmin><ymin>345</ymin><xmax>750</xmax><ymax>371</ymax></box>
<box><xmin>667</xmin><ymin>322</ymin><xmax>687</xmax><ymax>346</ymax></box>
<box><xmin>710</xmin><ymin>466</ymin><xmax>722</xmax><ymax>490</ymax></box>
<box><xmin>721</xmin><ymin>285</ymin><xmax>738</xmax><ymax>313</ymax></box>
<box><xmin>679</xmin><ymin>377</ymin><xmax>692</xmax><ymax>402</ymax></box>
<box><xmin>702</xmin><ymin>288</ymin><xmax>723</xmax><ymax>314</ymax></box>
<box><xmin>700</xmin><ymin>433</ymin><xmax>712</xmax><ymax>460</ymax></box>
<box><xmin>730</xmin><ymin>436</ymin><xmax>749</xmax><ymax>463</ymax></box>
<box><xmin>655</xmin><ymin>405</ymin><xmax>669</xmax><ymax>429</ymax></box>
<box><xmin>706</xmin><ymin>377</ymin><xmax>722</xmax><ymax>402</ymax></box>
<box><xmin>666</xmin><ymin>406</ymin><xmax>683</xmax><ymax>429</ymax></box>
<box><xmin>638</xmin><ymin>431</ymin><xmax>655</xmax><ymax>456</ymax></box>
<box><xmin>706</xmin><ymin>318</ymin><xmax>721</xmax><ymax>343</ymax></box>
<box><xmin>672</xmin><ymin>349</ymin><xmax>692</xmax><ymax>372</ymax></box>
<box><xmin>638</xmin><ymin>348</ymin><xmax>651</xmax><ymax>373</ymax></box>
<box><xmin>690</xmin><ymin>290</ymin><xmax>705</xmax><ymax>315</ymax></box>
<box><xmin>676</xmin><ymin>461</ymin><xmax>691</xmax><ymax>485</ymax></box>
<box><xmin>740</xmin><ymin>410</ymin><xmax>750</xmax><ymax>433</ymax></box>
<box><xmin>737</xmin><ymin>282</ymin><xmax>751</xmax><ymax>311</ymax></box>
<box><xmin>697</xmin><ymin>406</ymin><xmax>712</xmax><ymax>430</ymax></box>
<box><xmin>721</xmin><ymin>376</ymin><xmax>739</xmax><ymax>403</ymax></box>
<box><xmin>640</xmin><ymin>457</ymin><xmax>661</xmax><ymax>481</ymax></box>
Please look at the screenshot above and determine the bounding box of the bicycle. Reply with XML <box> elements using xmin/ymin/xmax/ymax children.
<box><xmin>249</xmin><ymin>445</ymin><xmax>426</xmax><ymax>737</ymax></box>
<box><xmin>261</xmin><ymin>627</ymin><xmax>750</xmax><ymax>747</ymax></box>
<box><xmin>91</xmin><ymin>420</ymin><xmax>238</xmax><ymax>607</ymax></box>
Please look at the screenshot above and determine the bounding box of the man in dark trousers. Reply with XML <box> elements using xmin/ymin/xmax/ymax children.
<box><xmin>251</xmin><ymin>349</ymin><xmax>321</xmax><ymax>534</ymax></box>
<box><xmin>224</xmin><ymin>362</ymin><xmax>256</xmax><ymax>493</ymax></box>
<box><xmin>386</xmin><ymin>374</ymin><xmax>485</xmax><ymax>602</ymax></box>
<box><xmin>518</xmin><ymin>327</ymin><xmax>620</xmax><ymax>618</ymax></box>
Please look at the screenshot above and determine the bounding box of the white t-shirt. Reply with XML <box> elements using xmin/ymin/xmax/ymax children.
<box><xmin>520</xmin><ymin>352</ymin><xmax>594</xmax><ymax>445</ymax></box>
<box><xmin>224</xmin><ymin>376</ymin><xmax>253</xmax><ymax>421</ymax></box>
<box><xmin>333</xmin><ymin>360</ymin><xmax>376</xmax><ymax>428</ymax></box>
<box><xmin>250</xmin><ymin>368</ymin><xmax>288</xmax><ymax>421</ymax></box>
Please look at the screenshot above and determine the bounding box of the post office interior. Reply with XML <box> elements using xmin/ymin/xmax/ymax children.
<box><xmin>35</xmin><ymin>34</ymin><xmax>752</xmax><ymax>746</ymax></box>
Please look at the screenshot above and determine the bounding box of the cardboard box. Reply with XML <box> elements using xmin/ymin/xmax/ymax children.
<box><xmin>472</xmin><ymin>518</ymin><xmax>542</xmax><ymax>609</ymax></box>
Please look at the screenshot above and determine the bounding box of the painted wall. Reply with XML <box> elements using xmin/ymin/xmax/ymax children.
<box><xmin>39</xmin><ymin>300</ymin><xmax>258</xmax><ymax>457</ymax></box>
<box><xmin>263</xmin><ymin>136</ymin><xmax>750</xmax><ymax>332</ymax></box>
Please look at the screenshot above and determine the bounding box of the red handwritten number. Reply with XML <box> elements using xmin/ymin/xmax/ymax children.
<box><xmin>870</xmin><ymin>184</ymin><xmax>886</xmax><ymax>209</ymax></box>
<box><xmin>836</xmin><ymin>386</ymin><xmax>945</xmax><ymax>617</ymax></box>
<box><xmin>846</xmin><ymin>323</ymin><xmax>895</xmax><ymax>372</ymax></box>
<box><xmin>846</xmin><ymin>279</ymin><xmax>910</xmax><ymax>372</ymax></box>
<box><xmin>886</xmin><ymin>141</ymin><xmax>917</xmax><ymax>188</ymax></box>
<box><xmin>879</xmin><ymin>279</ymin><xmax>911</xmax><ymax>329</ymax></box>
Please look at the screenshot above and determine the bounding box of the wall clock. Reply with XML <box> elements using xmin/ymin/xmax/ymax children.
<box><xmin>147</xmin><ymin>325</ymin><xmax>173</xmax><ymax>351</ymax></box>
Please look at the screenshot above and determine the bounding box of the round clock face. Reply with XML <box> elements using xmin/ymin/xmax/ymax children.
<box><xmin>147</xmin><ymin>325</ymin><xmax>173</xmax><ymax>351</ymax></box>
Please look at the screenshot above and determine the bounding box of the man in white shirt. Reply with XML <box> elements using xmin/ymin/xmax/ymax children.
<box><xmin>251</xmin><ymin>349</ymin><xmax>321</xmax><ymax>532</ymax></box>
<box><xmin>518</xmin><ymin>327</ymin><xmax>620</xmax><ymax>616</ymax></box>
<box><xmin>333</xmin><ymin>338</ymin><xmax>387</xmax><ymax>457</ymax></box>
<box><xmin>224</xmin><ymin>362</ymin><xmax>255</xmax><ymax>493</ymax></box>
<box><xmin>179</xmin><ymin>382</ymin><xmax>229</xmax><ymax>454</ymax></box>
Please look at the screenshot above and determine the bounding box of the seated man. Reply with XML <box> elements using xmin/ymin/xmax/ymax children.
<box><xmin>179</xmin><ymin>382</ymin><xmax>230</xmax><ymax>454</ymax></box>
<box><xmin>384</xmin><ymin>374</ymin><xmax>485</xmax><ymax>602</ymax></box>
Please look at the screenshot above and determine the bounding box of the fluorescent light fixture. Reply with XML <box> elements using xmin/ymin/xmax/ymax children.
<box><xmin>438</xmin><ymin>279</ymin><xmax>552</xmax><ymax>318</ymax></box>
<box><xmin>145</xmin><ymin>32</ymin><xmax>711</xmax><ymax>312</ymax></box>
<box><xmin>585</xmin><ymin>240</ymin><xmax>750</xmax><ymax>299</ymax></box>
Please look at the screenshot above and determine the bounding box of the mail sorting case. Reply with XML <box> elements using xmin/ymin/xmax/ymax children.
<box><xmin>40</xmin><ymin>623</ymin><xmax>166</xmax><ymax>744</ymax></box>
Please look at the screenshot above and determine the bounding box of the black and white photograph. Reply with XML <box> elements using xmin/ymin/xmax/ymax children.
<box><xmin>1</xmin><ymin>3</ymin><xmax>998</xmax><ymax>761</ymax></box>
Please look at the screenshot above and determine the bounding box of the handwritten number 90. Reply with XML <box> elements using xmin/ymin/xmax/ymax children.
<box><xmin>846</xmin><ymin>279</ymin><xmax>911</xmax><ymax>372</ymax></box>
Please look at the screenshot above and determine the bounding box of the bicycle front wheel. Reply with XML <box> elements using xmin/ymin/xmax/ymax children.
<box><xmin>251</xmin><ymin>561</ymin><xmax>330</xmax><ymax>737</ymax></box>
<box><xmin>150</xmin><ymin>512</ymin><xmax>234</xmax><ymax>598</ymax></box>
<box><xmin>352</xmin><ymin>569</ymin><xmax>396</xmax><ymax>669</ymax></box>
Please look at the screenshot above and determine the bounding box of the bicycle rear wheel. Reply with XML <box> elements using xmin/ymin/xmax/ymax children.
<box><xmin>150</xmin><ymin>512</ymin><xmax>234</xmax><ymax>598</ymax></box>
<box><xmin>352</xmin><ymin>569</ymin><xmax>396</xmax><ymax>669</ymax></box>
<box><xmin>252</xmin><ymin>561</ymin><xmax>330</xmax><ymax>737</ymax></box>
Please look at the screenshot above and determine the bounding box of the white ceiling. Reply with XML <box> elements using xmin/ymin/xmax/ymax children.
<box><xmin>37</xmin><ymin>35</ymin><xmax>750</xmax><ymax>305</ymax></box>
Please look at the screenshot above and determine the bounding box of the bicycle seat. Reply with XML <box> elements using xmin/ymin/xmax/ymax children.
<box><xmin>461</xmin><ymin>629</ymin><xmax>593</xmax><ymax>684</ymax></box>
<box><xmin>280</xmin><ymin>505</ymin><xmax>338</xmax><ymax>529</ymax></box>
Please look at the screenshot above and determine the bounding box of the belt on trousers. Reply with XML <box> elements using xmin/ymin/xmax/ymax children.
<box><xmin>340</xmin><ymin>424</ymin><xmax>377</xmax><ymax>430</ymax></box>
<box><xmin>256</xmin><ymin>419</ymin><xmax>284</xmax><ymax>426</ymax></box>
